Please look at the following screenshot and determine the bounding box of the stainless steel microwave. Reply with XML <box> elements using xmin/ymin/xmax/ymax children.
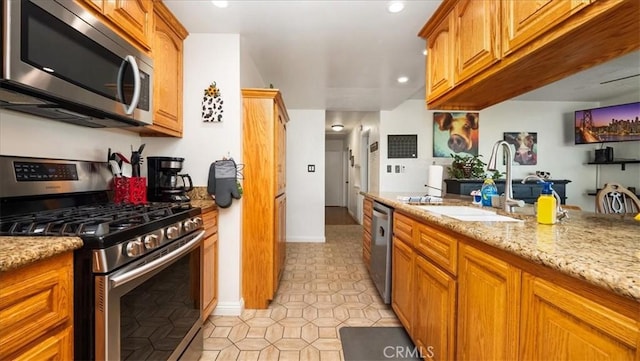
<box><xmin>0</xmin><ymin>0</ymin><xmax>153</xmax><ymax>128</ymax></box>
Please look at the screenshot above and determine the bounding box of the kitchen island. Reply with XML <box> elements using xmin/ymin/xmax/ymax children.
<box><xmin>363</xmin><ymin>191</ymin><xmax>639</xmax><ymax>360</ymax></box>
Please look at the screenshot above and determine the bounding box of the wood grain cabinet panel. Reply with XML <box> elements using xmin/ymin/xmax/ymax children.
<box><xmin>414</xmin><ymin>255</ymin><xmax>456</xmax><ymax>361</ymax></box>
<box><xmin>393</xmin><ymin>212</ymin><xmax>414</xmax><ymax>246</ymax></box>
<box><xmin>502</xmin><ymin>0</ymin><xmax>590</xmax><ymax>56</ymax></box>
<box><xmin>415</xmin><ymin>222</ymin><xmax>458</xmax><ymax>276</ymax></box>
<box><xmin>103</xmin><ymin>0</ymin><xmax>153</xmax><ymax>51</ymax></box>
<box><xmin>457</xmin><ymin>243</ymin><xmax>521</xmax><ymax>361</ymax></box>
<box><xmin>520</xmin><ymin>273</ymin><xmax>638</xmax><ymax>360</ymax></box>
<box><xmin>242</xmin><ymin>88</ymin><xmax>289</xmax><ymax>309</ymax></box>
<box><xmin>0</xmin><ymin>253</ymin><xmax>74</xmax><ymax>360</ymax></box>
<box><xmin>141</xmin><ymin>1</ymin><xmax>188</xmax><ymax>137</ymax></box>
<box><xmin>453</xmin><ymin>0</ymin><xmax>501</xmax><ymax>84</ymax></box>
<box><xmin>363</xmin><ymin>198</ymin><xmax>373</xmax><ymax>270</ymax></box>
<box><xmin>202</xmin><ymin>208</ymin><xmax>219</xmax><ymax>320</ymax></box>
<box><xmin>426</xmin><ymin>11</ymin><xmax>454</xmax><ymax>102</ymax></box>
<box><xmin>391</xmin><ymin>236</ymin><xmax>415</xmax><ymax>333</ymax></box>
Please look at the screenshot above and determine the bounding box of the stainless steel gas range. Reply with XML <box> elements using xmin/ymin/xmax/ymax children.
<box><xmin>0</xmin><ymin>156</ymin><xmax>204</xmax><ymax>361</ymax></box>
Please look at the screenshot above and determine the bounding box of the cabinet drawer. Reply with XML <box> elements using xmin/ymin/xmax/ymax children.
<box><xmin>393</xmin><ymin>212</ymin><xmax>414</xmax><ymax>246</ymax></box>
<box><xmin>415</xmin><ymin>223</ymin><xmax>458</xmax><ymax>275</ymax></box>
<box><xmin>363</xmin><ymin>214</ymin><xmax>372</xmax><ymax>235</ymax></box>
<box><xmin>0</xmin><ymin>253</ymin><xmax>73</xmax><ymax>359</ymax></box>
<box><xmin>202</xmin><ymin>209</ymin><xmax>218</xmax><ymax>238</ymax></box>
<box><xmin>364</xmin><ymin>198</ymin><xmax>373</xmax><ymax>215</ymax></box>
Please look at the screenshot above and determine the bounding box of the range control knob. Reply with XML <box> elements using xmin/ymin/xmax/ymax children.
<box><xmin>125</xmin><ymin>240</ymin><xmax>144</xmax><ymax>257</ymax></box>
<box><xmin>143</xmin><ymin>234</ymin><xmax>160</xmax><ymax>249</ymax></box>
<box><xmin>193</xmin><ymin>217</ymin><xmax>203</xmax><ymax>228</ymax></box>
<box><xmin>183</xmin><ymin>220</ymin><xmax>195</xmax><ymax>232</ymax></box>
<box><xmin>166</xmin><ymin>226</ymin><xmax>179</xmax><ymax>240</ymax></box>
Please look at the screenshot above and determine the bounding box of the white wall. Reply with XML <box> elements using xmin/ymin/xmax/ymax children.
<box><xmin>376</xmin><ymin>98</ymin><xmax>640</xmax><ymax>211</ymax></box>
<box><xmin>144</xmin><ymin>33</ymin><xmax>244</xmax><ymax>315</ymax></box>
<box><xmin>286</xmin><ymin>109</ymin><xmax>325</xmax><ymax>242</ymax></box>
<box><xmin>0</xmin><ymin>109</ymin><xmax>141</xmax><ymax>160</ymax></box>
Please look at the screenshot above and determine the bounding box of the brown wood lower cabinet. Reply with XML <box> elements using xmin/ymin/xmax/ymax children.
<box><xmin>391</xmin><ymin>235</ymin><xmax>414</xmax><ymax>333</ymax></box>
<box><xmin>520</xmin><ymin>273</ymin><xmax>638</xmax><ymax>360</ymax></box>
<box><xmin>202</xmin><ymin>208</ymin><xmax>219</xmax><ymax>319</ymax></box>
<box><xmin>414</xmin><ymin>255</ymin><xmax>456</xmax><ymax>360</ymax></box>
<box><xmin>383</xmin><ymin>203</ymin><xmax>640</xmax><ymax>361</ymax></box>
<box><xmin>0</xmin><ymin>252</ymin><xmax>74</xmax><ymax>360</ymax></box>
<box><xmin>457</xmin><ymin>243</ymin><xmax>521</xmax><ymax>361</ymax></box>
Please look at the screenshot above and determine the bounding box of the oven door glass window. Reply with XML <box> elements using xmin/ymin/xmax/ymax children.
<box><xmin>97</xmin><ymin>238</ymin><xmax>202</xmax><ymax>361</ymax></box>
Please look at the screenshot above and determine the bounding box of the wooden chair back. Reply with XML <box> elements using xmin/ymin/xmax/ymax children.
<box><xmin>595</xmin><ymin>183</ymin><xmax>640</xmax><ymax>214</ymax></box>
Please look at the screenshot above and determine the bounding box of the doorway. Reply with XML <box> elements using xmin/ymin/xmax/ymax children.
<box><xmin>325</xmin><ymin>149</ymin><xmax>345</xmax><ymax>206</ymax></box>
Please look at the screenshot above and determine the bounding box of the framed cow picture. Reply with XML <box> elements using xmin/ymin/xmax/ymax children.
<box><xmin>504</xmin><ymin>132</ymin><xmax>538</xmax><ymax>165</ymax></box>
<box><xmin>433</xmin><ymin>112</ymin><xmax>479</xmax><ymax>157</ymax></box>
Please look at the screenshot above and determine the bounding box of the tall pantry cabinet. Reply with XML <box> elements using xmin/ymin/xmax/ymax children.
<box><xmin>241</xmin><ymin>88</ymin><xmax>289</xmax><ymax>309</ymax></box>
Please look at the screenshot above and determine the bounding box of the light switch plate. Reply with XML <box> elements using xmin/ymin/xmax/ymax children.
<box><xmin>307</xmin><ymin>164</ymin><xmax>315</xmax><ymax>172</ymax></box>
<box><xmin>387</xmin><ymin>165</ymin><xmax>392</xmax><ymax>173</ymax></box>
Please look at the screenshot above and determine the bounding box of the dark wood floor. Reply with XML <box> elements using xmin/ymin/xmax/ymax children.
<box><xmin>325</xmin><ymin>206</ymin><xmax>358</xmax><ymax>225</ymax></box>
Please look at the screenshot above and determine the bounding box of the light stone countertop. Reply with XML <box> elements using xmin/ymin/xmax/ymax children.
<box><xmin>0</xmin><ymin>236</ymin><xmax>83</xmax><ymax>272</ymax></box>
<box><xmin>364</xmin><ymin>191</ymin><xmax>640</xmax><ymax>302</ymax></box>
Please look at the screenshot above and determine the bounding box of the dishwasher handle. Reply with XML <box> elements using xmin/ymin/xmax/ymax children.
<box><xmin>373</xmin><ymin>209</ymin><xmax>388</xmax><ymax>220</ymax></box>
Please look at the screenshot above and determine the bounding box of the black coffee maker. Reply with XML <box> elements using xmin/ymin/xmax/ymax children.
<box><xmin>147</xmin><ymin>157</ymin><xmax>193</xmax><ymax>202</ymax></box>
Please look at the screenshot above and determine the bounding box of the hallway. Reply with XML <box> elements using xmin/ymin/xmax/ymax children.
<box><xmin>324</xmin><ymin>207</ymin><xmax>358</xmax><ymax>225</ymax></box>
<box><xmin>200</xmin><ymin>222</ymin><xmax>400</xmax><ymax>360</ymax></box>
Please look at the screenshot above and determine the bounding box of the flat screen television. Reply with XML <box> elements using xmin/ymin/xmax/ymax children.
<box><xmin>574</xmin><ymin>102</ymin><xmax>640</xmax><ymax>144</ymax></box>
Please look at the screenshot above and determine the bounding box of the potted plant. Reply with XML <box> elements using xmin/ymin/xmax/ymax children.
<box><xmin>445</xmin><ymin>154</ymin><xmax>502</xmax><ymax>195</ymax></box>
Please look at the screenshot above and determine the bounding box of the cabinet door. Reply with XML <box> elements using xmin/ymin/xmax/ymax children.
<box><xmin>275</xmin><ymin>109</ymin><xmax>287</xmax><ymax>196</ymax></box>
<box><xmin>274</xmin><ymin>194</ymin><xmax>287</xmax><ymax>294</ymax></box>
<box><xmin>453</xmin><ymin>0</ymin><xmax>500</xmax><ymax>84</ymax></box>
<box><xmin>11</xmin><ymin>327</ymin><xmax>73</xmax><ymax>361</ymax></box>
<box><xmin>414</xmin><ymin>256</ymin><xmax>456</xmax><ymax>361</ymax></box>
<box><xmin>391</xmin><ymin>236</ymin><xmax>414</xmax><ymax>333</ymax></box>
<box><xmin>457</xmin><ymin>243</ymin><xmax>521</xmax><ymax>361</ymax></box>
<box><xmin>426</xmin><ymin>12</ymin><xmax>454</xmax><ymax>101</ymax></box>
<box><xmin>363</xmin><ymin>198</ymin><xmax>373</xmax><ymax>269</ymax></box>
<box><xmin>520</xmin><ymin>273</ymin><xmax>638</xmax><ymax>360</ymax></box>
<box><xmin>202</xmin><ymin>232</ymin><xmax>218</xmax><ymax>320</ymax></box>
<box><xmin>104</xmin><ymin>0</ymin><xmax>152</xmax><ymax>51</ymax></box>
<box><xmin>502</xmin><ymin>0</ymin><xmax>590</xmax><ymax>56</ymax></box>
<box><xmin>149</xmin><ymin>6</ymin><xmax>184</xmax><ymax>136</ymax></box>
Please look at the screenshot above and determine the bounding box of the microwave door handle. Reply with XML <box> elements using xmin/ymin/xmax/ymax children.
<box><xmin>116</xmin><ymin>55</ymin><xmax>141</xmax><ymax>115</ymax></box>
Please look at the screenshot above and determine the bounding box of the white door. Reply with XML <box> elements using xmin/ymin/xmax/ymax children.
<box><xmin>325</xmin><ymin>150</ymin><xmax>345</xmax><ymax>206</ymax></box>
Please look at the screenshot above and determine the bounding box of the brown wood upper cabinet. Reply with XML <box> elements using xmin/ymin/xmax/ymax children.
<box><xmin>76</xmin><ymin>0</ymin><xmax>153</xmax><ymax>52</ymax></box>
<box><xmin>141</xmin><ymin>0</ymin><xmax>188</xmax><ymax>137</ymax></box>
<box><xmin>419</xmin><ymin>0</ymin><xmax>640</xmax><ymax>110</ymax></box>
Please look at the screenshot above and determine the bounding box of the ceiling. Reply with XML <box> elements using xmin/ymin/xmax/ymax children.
<box><xmin>164</xmin><ymin>1</ymin><xmax>640</xmax><ymax>137</ymax></box>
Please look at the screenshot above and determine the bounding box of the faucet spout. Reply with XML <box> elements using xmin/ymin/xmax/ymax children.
<box><xmin>488</xmin><ymin>140</ymin><xmax>523</xmax><ymax>212</ymax></box>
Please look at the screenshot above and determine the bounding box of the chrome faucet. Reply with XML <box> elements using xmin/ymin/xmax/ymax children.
<box><xmin>487</xmin><ymin>140</ymin><xmax>524</xmax><ymax>213</ymax></box>
<box><xmin>521</xmin><ymin>175</ymin><xmax>568</xmax><ymax>220</ymax></box>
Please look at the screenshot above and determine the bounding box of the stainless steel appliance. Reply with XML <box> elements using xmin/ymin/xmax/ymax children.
<box><xmin>0</xmin><ymin>0</ymin><xmax>153</xmax><ymax>128</ymax></box>
<box><xmin>0</xmin><ymin>156</ymin><xmax>203</xmax><ymax>361</ymax></box>
<box><xmin>147</xmin><ymin>157</ymin><xmax>193</xmax><ymax>203</ymax></box>
<box><xmin>370</xmin><ymin>201</ymin><xmax>393</xmax><ymax>304</ymax></box>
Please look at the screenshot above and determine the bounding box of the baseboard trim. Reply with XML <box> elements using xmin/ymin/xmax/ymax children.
<box><xmin>286</xmin><ymin>237</ymin><xmax>326</xmax><ymax>243</ymax></box>
<box><xmin>213</xmin><ymin>299</ymin><xmax>244</xmax><ymax>316</ymax></box>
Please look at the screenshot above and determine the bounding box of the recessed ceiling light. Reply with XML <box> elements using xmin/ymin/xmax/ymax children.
<box><xmin>397</xmin><ymin>76</ymin><xmax>409</xmax><ymax>84</ymax></box>
<box><xmin>387</xmin><ymin>1</ymin><xmax>404</xmax><ymax>13</ymax></box>
<box><xmin>211</xmin><ymin>1</ymin><xmax>228</xmax><ymax>8</ymax></box>
<box><xmin>331</xmin><ymin>124</ymin><xmax>344</xmax><ymax>132</ymax></box>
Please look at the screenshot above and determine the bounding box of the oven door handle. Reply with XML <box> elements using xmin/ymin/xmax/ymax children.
<box><xmin>109</xmin><ymin>230</ymin><xmax>205</xmax><ymax>289</ymax></box>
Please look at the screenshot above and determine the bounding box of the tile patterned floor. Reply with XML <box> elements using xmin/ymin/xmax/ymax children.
<box><xmin>200</xmin><ymin>225</ymin><xmax>400</xmax><ymax>361</ymax></box>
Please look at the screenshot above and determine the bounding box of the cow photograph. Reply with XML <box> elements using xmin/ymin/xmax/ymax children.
<box><xmin>433</xmin><ymin>112</ymin><xmax>479</xmax><ymax>157</ymax></box>
<box><xmin>504</xmin><ymin>131</ymin><xmax>538</xmax><ymax>165</ymax></box>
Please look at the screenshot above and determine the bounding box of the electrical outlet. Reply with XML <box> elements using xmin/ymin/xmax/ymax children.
<box><xmin>307</xmin><ymin>164</ymin><xmax>315</xmax><ymax>172</ymax></box>
<box><xmin>387</xmin><ymin>165</ymin><xmax>392</xmax><ymax>173</ymax></box>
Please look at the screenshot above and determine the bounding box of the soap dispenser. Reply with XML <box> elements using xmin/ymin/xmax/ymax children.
<box><xmin>480</xmin><ymin>178</ymin><xmax>498</xmax><ymax>207</ymax></box>
<box><xmin>537</xmin><ymin>181</ymin><xmax>557</xmax><ymax>224</ymax></box>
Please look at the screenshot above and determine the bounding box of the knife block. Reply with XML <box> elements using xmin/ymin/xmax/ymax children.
<box><xmin>114</xmin><ymin>177</ymin><xmax>147</xmax><ymax>204</ymax></box>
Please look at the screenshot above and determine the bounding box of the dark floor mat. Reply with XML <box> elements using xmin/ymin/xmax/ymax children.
<box><xmin>339</xmin><ymin>327</ymin><xmax>422</xmax><ymax>361</ymax></box>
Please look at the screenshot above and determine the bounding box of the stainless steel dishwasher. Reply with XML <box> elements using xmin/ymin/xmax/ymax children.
<box><xmin>371</xmin><ymin>201</ymin><xmax>393</xmax><ymax>304</ymax></box>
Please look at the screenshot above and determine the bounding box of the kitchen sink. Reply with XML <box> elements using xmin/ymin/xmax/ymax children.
<box><xmin>414</xmin><ymin>205</ymin><xmax>523</xmax><ymax>222</ymax></box>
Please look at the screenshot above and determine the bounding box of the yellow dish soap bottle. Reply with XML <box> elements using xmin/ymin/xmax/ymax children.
<box><xmin>537</xmin><ymin>181</ymin><xmax>557</xmax><ymax>225</ymax></box>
